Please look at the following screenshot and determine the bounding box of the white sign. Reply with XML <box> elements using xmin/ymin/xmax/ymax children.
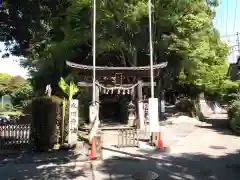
<box><xmin>148</xmin><ymin>98</ymin><xmax>159</xmax><ymax>133</ymax></box>
<box><xmin>138</xmin><ymin>102</ymin><xmax>145</xmax><ymax>129</ymax></box>
<box><xmin>68</xmin><ymin>99</ymin><xmax>79</xmax><ymax>145</ymax></box>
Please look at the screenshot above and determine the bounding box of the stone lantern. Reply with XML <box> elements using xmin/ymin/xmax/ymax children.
<box><xmin>128</xmin><ymin>101</ymin><xmax>136</xmax><ymax>126</ymax></box>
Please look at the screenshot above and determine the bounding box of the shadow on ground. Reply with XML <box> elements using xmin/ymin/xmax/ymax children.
<box><xmin>196</xmin><ymin>118</ymin><xmax>237</xmax><ymax>136</ymax></box>
<box><xmin>99</xmin><ymin>147</ymin><xmax>240</xmax><ymax>180</ymax></box>
<box><xmin>0</xmin><ymin>150</ymin><xmax>91</xmax><ymax>180</ymax></box>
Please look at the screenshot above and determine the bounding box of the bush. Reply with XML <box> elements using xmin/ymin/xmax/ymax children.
<box><xmin>228</xmin><ymin>99</ymin><xmax>240</xmax><ymax>134</ymax></box>
<box><xmin>31</xmin><ymin>96</ymin><xmax>63</xmax><ymax>151</ymax></box>
<box><xmin>175</xmin><ymin>98</ymin><xmax>195</xmax><ymax>116</ymax></box>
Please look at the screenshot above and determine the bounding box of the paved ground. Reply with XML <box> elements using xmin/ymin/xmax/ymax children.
<box><xmin>0</xmin><ymin>117</ymin><xmax>240</xmax><ymax>180</ymax></box>
<box><xmin>94</xmin><ymin>117</ymin><xmax>240</xmax><ymax>180</ymax></box>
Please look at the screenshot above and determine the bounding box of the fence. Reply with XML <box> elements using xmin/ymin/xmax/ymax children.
<box><xmin>117</xmin><ymin>127</ymin><xmax>139</xmax><ymax>148</ymax></box>
<box><xmin>0</xmin><ymin>124</ymin><xmax>31</xmax><ymax>152</ymax></box>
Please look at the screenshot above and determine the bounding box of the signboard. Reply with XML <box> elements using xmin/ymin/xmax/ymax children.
<box><xmin>68</xmin><ymin>99</ymin><xmax>79</xmax><ymax>145</ymax></box>
<box><xmin>144</xmin><ymin>102</ymin><xmax>149</xmax><ymax>122</ymax></box>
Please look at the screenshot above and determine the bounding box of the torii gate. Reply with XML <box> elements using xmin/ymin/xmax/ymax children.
<box><xmin>67</xmin><ymin>0</ymin><xmax>167</xmax><ymax>141</ymax></box>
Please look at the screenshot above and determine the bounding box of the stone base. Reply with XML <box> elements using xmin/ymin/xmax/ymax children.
<box><xmin>128</xmin><ymin>118</ymin><xmax>135</xmax><ymax>126</ymax></box>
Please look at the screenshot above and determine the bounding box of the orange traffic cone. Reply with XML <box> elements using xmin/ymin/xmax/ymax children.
<box><xmin>89</xmin><ymin>136</ymin><xmax>97</xmax><ymax>160</ymax></box>
<box><xmin>156</xmin><ymin>134</ymin><xmax>164</xmax><ymax>149</ymax></box>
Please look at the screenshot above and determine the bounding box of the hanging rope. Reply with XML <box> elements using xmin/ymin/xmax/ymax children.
<box><xmin>66</xmin><ymin>61</ymin><xmax>167</xmax><ymax>71</ymax></box>
<box><xmin>95</xmin><ymin>82</ymin><xmax>139</xmax><ymax>95</ymax></box>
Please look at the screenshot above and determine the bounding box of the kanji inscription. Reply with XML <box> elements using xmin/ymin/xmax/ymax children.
<box><xmin>68</xmin><ymin>99</ymin><xmax>79</xmax><ymax>145</ymax></box>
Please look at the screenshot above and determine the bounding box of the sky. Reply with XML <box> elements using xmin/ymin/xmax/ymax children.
<box><xmin>0</xmin><ymin>42</ymin><xmax>28</xmax><ymax>78</ymax></box>
<box><xmin>214</xmin><ymin>0</ymin><xmax>240</xmax><ymax>63</ymax></box>
<box><xmin>0</xmin><ymin>0</ymin><xmax>239</xmax><ymax>77</ymax></box>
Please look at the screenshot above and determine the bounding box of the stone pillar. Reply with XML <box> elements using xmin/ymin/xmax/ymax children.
<box><xmin>68</xmin><ymin>99</ymin><xmax>79</xmax><ymax>146</ymax></box>
<box><xmin>137</xmin><ymin>80</ymin><xmax>144</xmax><ymax>129</ymax></box>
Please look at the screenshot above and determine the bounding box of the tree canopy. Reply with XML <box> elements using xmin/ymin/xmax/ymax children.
<box><xmin>0</xmin><ymin>73</ymin><xmax>33</xmax><ymax>108</ymax></box>
<box><xmin>0</xmin><ymin>0</ymin><xmax>235</xmax><ymax>95</ymax></box>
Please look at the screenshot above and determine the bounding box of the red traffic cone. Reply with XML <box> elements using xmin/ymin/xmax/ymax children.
<box><xmin>156</xmin><ymin>134</ymin><xmax>164</xmax><ymax>149</ymax></box>
<box><xmin>89</xmin><ymin>136</ymin><xmax>97</xmax><ymax>160</ymax></box>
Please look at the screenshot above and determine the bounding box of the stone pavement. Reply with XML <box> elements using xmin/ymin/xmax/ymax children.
<box><xmin>92</xmin><ymin>117</ymin><xmax>240</xmax><ymax>180</ymax></box>
<box><xmin>0</xmin><ymin>161</ymin><xmax>94</xmax><ymax>180</ymax></box>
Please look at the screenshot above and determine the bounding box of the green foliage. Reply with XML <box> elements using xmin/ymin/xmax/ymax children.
<box><xmin>228</xmin><ymin>99</ymin><xmax>240</xmax><ymax>134</ymax></box>
<box><xmin>0</xmin><ymin>73</ymin><xmax>33</xmax><ymax>108</ymax></box>
<box><xmin>1</xmin><ymin>0</ymin><xmax>229</xmax><ymax>97</ymax></box>
<box><xmin>219</xmin><ymin>80</ymin><xmax>240</xmax><ymax>103</ymax></box>
<box><xmin>10</xmin><ymin>81</ymin><xmax>33</xmax><ymax>109</ymax></box>
<box><xmin>0</xmin><ymin>73</ymin><xmax>12</xmax><ymax>96</ymax></box>
<box><xmin>31</xmin><ymin>96</ymin><xmax>63</xmax><ymax>151</ymax></box>
<box><xmin>58</xmin><ymin>77</ymin><xmax>79</xmax><ymax>100</ymax></box>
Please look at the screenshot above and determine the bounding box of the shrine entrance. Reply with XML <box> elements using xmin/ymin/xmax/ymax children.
<box><xmin>99</xmin><ymin>93</ymin><xmax>131</xmax><ymax>124</ymax></box>
<box><xmin>66</xmin><ymin>61</ymin><xmax>168</xmax><ymax>129</ymax></box>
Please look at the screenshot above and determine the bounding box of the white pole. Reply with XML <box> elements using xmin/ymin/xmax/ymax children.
<box><xmin>148</xmin><ymin>0</ymin><xmax>154</xmax><ymax>98</ymax></box>
<box><xmin>92</xmin><ymin>0</ymin><xmax>96</xmax><ymax>104</ymax></box>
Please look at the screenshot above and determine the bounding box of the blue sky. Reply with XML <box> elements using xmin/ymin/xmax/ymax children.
<box><xmin>214</xmin><ymin>0</ymin><xmax>239</xmax><ymax>35</ymax></box>
<box><xmin>0</xmin><ymin>0</ymin><xmax>239</xmax><ymax>77</ymax></box>
<box><xmin>214</xmin><ymin>0</ymin><xmax>240</xmax><ymax>63</ymax></box>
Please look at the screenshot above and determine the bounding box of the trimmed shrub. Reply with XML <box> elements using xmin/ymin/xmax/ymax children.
<box><xmin>228</xmin><ymin>99</ymin><xmax>240</xmax><ymax>134</ymax></box>
<box><xmin>31</xmin><ymin>96</ymin><xmax>62</xmax><ymax>151</ymax></box>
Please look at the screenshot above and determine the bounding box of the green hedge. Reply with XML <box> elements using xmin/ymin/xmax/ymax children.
<box><xmin>31</xmin><ymin>96</ymin><xmax>63</xmax><ymax>151</ymax></box>
<box><xmin>29</xmin><ymin>94</ymin><xmax>90</xmax><ymax>151</ymax></box>
<box><xmin>228</xmin><ymin>99</ymin><xmax>240</xmax><ymax>134</ymax></box>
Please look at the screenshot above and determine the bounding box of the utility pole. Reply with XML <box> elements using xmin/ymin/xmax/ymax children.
<box><xmin>92</xmin><ymin>0</ymin><xmax>96</xmax><ymax>104</ymax></box>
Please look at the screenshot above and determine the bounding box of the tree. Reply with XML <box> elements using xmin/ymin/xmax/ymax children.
<box><xmin>0</xmin><ymin>0</ymin><xmax>229</xmax><ymax>96</ymax></box>
<box><xmin>0</xmin><ymin>73</ymin><xmax>12</xmax><ymax>96</ymax></box>
<box><xmin>10</xmin><ymin>81</ymin><xmax>33</xmax><ymax>108</ymax></box>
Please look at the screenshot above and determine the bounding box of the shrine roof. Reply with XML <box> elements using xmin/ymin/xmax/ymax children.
<box><xmin>66</xmin><ymin>61</ymin><xmax>167</xmax><ymax>71</ymax></box>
